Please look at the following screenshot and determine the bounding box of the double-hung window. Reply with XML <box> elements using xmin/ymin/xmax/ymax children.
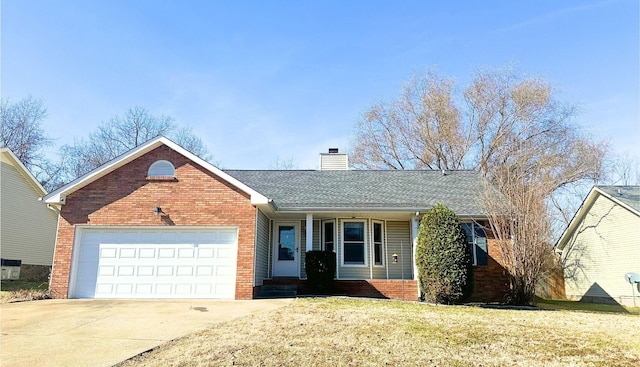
<box><xmin>343</xmin><ymin>221</ymin><xmax>365</xmax><ymax>265</ymax></box>
<box><xmin>461</xmin><ymin>222</ymin><xmax>488</xmax><ymax>266</ymax></box>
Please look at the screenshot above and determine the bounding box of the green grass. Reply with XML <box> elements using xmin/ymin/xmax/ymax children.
<box><xmin>119</xmin><ymin>297</ymin><xmax>640</xmax><ymax>367</ymax></box>
<box><xmin>0</xmin><ymin>280</ymin><xmax>48</xmax><ymax>291</ymax></box>
<box><xmin>536</xmin><ymin>297</ymin><xmax>640</xmax><ymax>315</ymax></box>
<box><xmin>0</xmin><ymin>280</ymin><xmax>49</xmax><ymax>303</ymax></box>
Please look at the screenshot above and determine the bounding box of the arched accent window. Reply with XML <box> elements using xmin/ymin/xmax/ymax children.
<box><xmin>147</xmin><ymin>160</ymin><xmax>175</xmax><ymax>178</ymax></box>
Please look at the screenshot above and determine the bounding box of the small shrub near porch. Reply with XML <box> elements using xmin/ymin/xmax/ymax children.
<box><xmin>305</xmin><ymin>251</ymin><xmax>336</xmax><ymax>294</ymax></box>
<box><xmin>416</xmin><ymin>203</ymin><xmax>472</xmax><ymax>304</ymax></box>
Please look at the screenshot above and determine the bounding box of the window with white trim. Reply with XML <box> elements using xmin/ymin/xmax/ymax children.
<box><xmin>148</xmin><ymin>160</ymin><xmax>175</xmax><ymax>177</ymax></box>
<box><xmin>342</xmin><ymin>221</ymin><xmax>366</xmax><ymax>265</ymax></box>
<box><xmin>372</xmin><ymin>221</ymin><xmax>384</xmax><ymax>266</ymax></box>
<box><xmin>322</xmin><ymin>220</ymin><xmax>335</xmax><ymax>252</ymax></box>
<box><xmin>461</xmin><ymin>223</ymin><xmax>488</xmax><ymax>266</ymax></box>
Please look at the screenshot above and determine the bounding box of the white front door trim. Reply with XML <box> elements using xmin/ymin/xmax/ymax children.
<box><xmin>272</xmin><ymin>222</ymin><xmax>300</xmax><ymax>277</ymax></box>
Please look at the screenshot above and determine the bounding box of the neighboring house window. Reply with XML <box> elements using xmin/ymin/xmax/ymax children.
<box><xmin>322</xmin><ymin>221</ymin><xmax>335</xmax><ymax>252</ymax></box>
<box><xmin>461</xmin><ymin>223</ymin><xmax>488</xmax><ymax>266</ymax></box>
<box><xmin>343</xmin><ymin>221</ymin><xmax>366</xmax><ymax>265</ymax></box>
<box><xmin>373</xmin><ymin>221</ymin><xmax>384</xmax><ymax>266</ymax></box>
<box><xmin>148</xmin><ymin>160</ymin><xmax>175</xmax><ymax>177</ymax></box>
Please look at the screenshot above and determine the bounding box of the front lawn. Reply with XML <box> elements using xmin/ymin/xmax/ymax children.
<box><xmin>119</xmin><ymin>297</ymin><xmax>640</xmax><ymax>367</ymax></box>
<box><xmin>0</xmin><ymin>280</ymin><xmax>49</xmax><ymax>303</ymax></box>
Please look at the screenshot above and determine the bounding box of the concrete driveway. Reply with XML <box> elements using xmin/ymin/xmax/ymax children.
<box><xmin>1</xmin><ymin>298</ymin><xmax>292</xmax><ymax>367</ymax></box>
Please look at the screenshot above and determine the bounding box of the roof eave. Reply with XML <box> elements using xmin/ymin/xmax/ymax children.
<box><xmin>555</xmin><ymin>187</ymin><xmax>600</xmax><ymax>251</ymax></box>
<box><xmin>596</xmin><ymin>187</ymin><xmax>640</xmax><ymax>217</ymax></box>
<box><xmin>273</xmin><ymin>206</ymin><xmax>485</xmax><ymax>217</ymax></box>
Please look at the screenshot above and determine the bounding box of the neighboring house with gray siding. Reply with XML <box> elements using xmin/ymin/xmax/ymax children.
<box><xmin>1</xmin><ymin>148</ymin><xmax>58</xmax><ymax>279</ymax></box>
<box><xmin>557</xmin><ymin>185</ymin><xmax>640</xmax><ymax>306</ymax></box>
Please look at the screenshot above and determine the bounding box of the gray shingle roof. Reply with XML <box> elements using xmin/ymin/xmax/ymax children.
<box><xmin>223</xmin><ymin>170</ymin><xmax>486</xmax><ymax>216</ymax></box>
<box><xmin>597</xmin><ymin>185</ymin><xmax>640</xmax><ymax>213</ymax></box>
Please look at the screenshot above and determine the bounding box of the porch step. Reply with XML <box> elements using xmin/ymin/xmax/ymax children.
<box><xmin>257</xmin><ymin>285</ymin><xmax>298</xmax><ymax>298</ymax></box>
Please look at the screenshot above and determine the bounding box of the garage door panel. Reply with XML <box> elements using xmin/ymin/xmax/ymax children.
<box><xmin>195</xmin><ymin>284</ymin><xmax>213</xmax><ymax>294</ymax></box>
<box><xmin>136</xmin><ymin>284</ymin><xmax>153</xmax><ymax>294</ymax></box>
<box><xmin>138</xmin><ymin>266</ymin><xmax>154</xmax><ymax>276</ymax></box>
<box><xmin>216</xmin><ymin>266</ymin><xmax>235</xmax><ymax>276</ymax></box>
<box><xmin>119</xmin><ymin>248</ymin><xmax>136</xmax><ymax>258</ymax></box>
<box><xmin>98</xmin><ymin>266</ymin><xmax>115</xmax><ymax>276</ymax></box>
<box><xmin>158</xmin><ymin>266</ymin><xmax>175</xmax><ymax>276</ymax></box>
<box><xmin>100</xmin><ymin>247</ymin><xmax>117</xmax><ymax>258</ymax></box>
<box><xmin>158</xmin><ymin>248</ymin><xmax>175</xmax><ymax>258</ymax></box>
<box><xmin>139</xmin><ymin>248</ymin><xmax>156</xmax><ymax>258</ymax></box>
<box><xmin>178</xmin><ymin>248</ymin><xmax>195</xmax><ymax>258</ymax></box>
<box><xmin>118</xmin><ymin>266</ymin><xmax>135</xmax><ymax>276</ymax></box>
<box><xmin>198</xmin><ymin>248</ymin><xmax>215</xmax><ymax>258</ymax></box>
<box><xmin>73</xmin><ymin>228</ymin><xmax>238</xmax><ymax>299</ymax></box>
<box><xmin>177</xmin><ymin>266</ymin><xmax>194</xmax><ymax>276</ymax></box>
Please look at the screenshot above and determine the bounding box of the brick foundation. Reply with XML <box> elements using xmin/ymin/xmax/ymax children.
<box><xmin>336</xmin><ymin>280</ymin><xmax>419</xmax><ymax>301</ymax></box>
<box><xmin>263</xmin><ymin>278</ymin><xmax>419</xmax><ymax>301</ymax></box>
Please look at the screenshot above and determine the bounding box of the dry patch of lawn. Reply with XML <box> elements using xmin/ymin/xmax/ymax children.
<box><xmin>536</xmin><ymin>298</ymin><xmax>640</xmax><ymax>315</ymax></box>
<box><xmin>0</xmin><ymin>280</ymin><xmax>49</xmax><ymax>303</ymax></box>
<box><xmin>119</xmin><ymin>297</ymin><xmax>640</xmax><ymax>367</ymax></box>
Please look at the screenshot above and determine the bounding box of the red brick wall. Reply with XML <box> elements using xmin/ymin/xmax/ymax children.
<box><xmin>469</xmin><ymin>238</ymin><xmax>510</xmax><ymax>302</ymax></box>
<box><xmin>346</xmin><ymin>280</ymin><xmax>419</xmax><ymax>301</ymax></box>
<box><xmin>49</xmin><ymin>145</ymin><xmax>257</xmax><ymax>299</ymax></box>
<box><xmin>262</xmin><ymin>279</ymin><xmax>419</xmax><ymax>301</ymax></box>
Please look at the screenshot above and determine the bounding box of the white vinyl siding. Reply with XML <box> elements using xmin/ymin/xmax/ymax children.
<box><xmin>562</xmin><ymin>194</ymin><xmax>640</xmax><ymax>305</ymax></box>
<box><xmin>254</xmin><ymin>209</ymin><xmax>270</xmax><ymax>286</ymax></box>
<box><xmin>313</xmin><ymin>220</ymin><xmax>321</xmax><ymax>251</ymax></box>
<box><xmin>0</xmin><ymin>161</ymin><xmax>57</xmax><ymax>266</ymax></box>
<box><xmin>386</xmin><ymin>221</ymin><xmax>413</xmax><ymax>280</ymax></box>
<box><xmin>319</xmin><ymin>153</ymin><xmax>348</xmax><ymax>170</ymax></box>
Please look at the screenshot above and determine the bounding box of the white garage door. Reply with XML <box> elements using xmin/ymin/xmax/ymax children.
<box><xmin>71</xmin><ymin>227</ymin><xmax>238</xmax><ymax>299</ymax></box>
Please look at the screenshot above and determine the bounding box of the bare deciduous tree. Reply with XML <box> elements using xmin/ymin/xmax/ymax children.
<box><xmin>0</xmin><ymin>96</ymin><xmax>65</xmax><ymax>190</ymax></box>
<box><xmin>0</xmin><ymin>96</ymin><xmax>52</xmax><ymax>169</ymax></box>
<box><xmin>606</xmin><ymin>152</ymin><xmax>640</xmax><ymax>185</ymax></box>
<box><xmin>351</xmin><ymin>68</ymin><xmax>606</xmax><ymax>304</ymax></box>
<box><xmin>270</xmin><ymin>156</ymin><xmax>297</xmax><ymax>170</ymax></box>
<box><xmin>58</xmin><ymin>106</ymin><xmax>212</xmax><ymax>183</ymax></box>
<box><xmin>482</xmin><ymin>160</ymin><xmax>556</xmax><ymax>304</ymax></box>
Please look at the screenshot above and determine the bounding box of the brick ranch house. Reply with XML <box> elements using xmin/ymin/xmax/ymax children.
<box><xmin>43</xmin><ymin>136</ymin><xmax>508</xmax><ymax>301</ymax></box>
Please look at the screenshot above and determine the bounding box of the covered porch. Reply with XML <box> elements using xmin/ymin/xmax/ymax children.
<box><xmin>253</xmin><ymin>208</ymin><xmax>421</xmax><ymax>300</ymax></box>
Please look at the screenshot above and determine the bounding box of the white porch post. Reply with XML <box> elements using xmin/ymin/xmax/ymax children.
<box><xmin>306</xmin><ymin>213</ymin><xmax>313</xmax><ymax>252</ymax></box>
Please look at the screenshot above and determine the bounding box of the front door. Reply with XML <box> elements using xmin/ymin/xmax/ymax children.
<box><xmin>273</xmin><ymin>223</ymin><xmax>299</xmax><ymax>277</ymax></box>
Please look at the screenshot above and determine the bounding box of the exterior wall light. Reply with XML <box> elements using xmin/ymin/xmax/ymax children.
<box><xmin>392</xmin><ymin>253</ymin><xmax>398</xmax><ymax>264</ymax></box>
<box><xmin>153</xmin><ymin>207</ymin><xmax>163</xmax><ymax>216</ymax></box>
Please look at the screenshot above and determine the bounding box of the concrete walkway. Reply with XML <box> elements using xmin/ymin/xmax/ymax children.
<box><xmin>1</xmin><ymin>298</ymin><xmax>292</xmax><ymax>367</ymax></box>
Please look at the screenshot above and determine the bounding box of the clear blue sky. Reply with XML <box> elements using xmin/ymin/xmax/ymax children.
<box><xmin>2</xmin><ymin>0</ymin><xmax>638</xmax><ymax>169</ymax></box>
